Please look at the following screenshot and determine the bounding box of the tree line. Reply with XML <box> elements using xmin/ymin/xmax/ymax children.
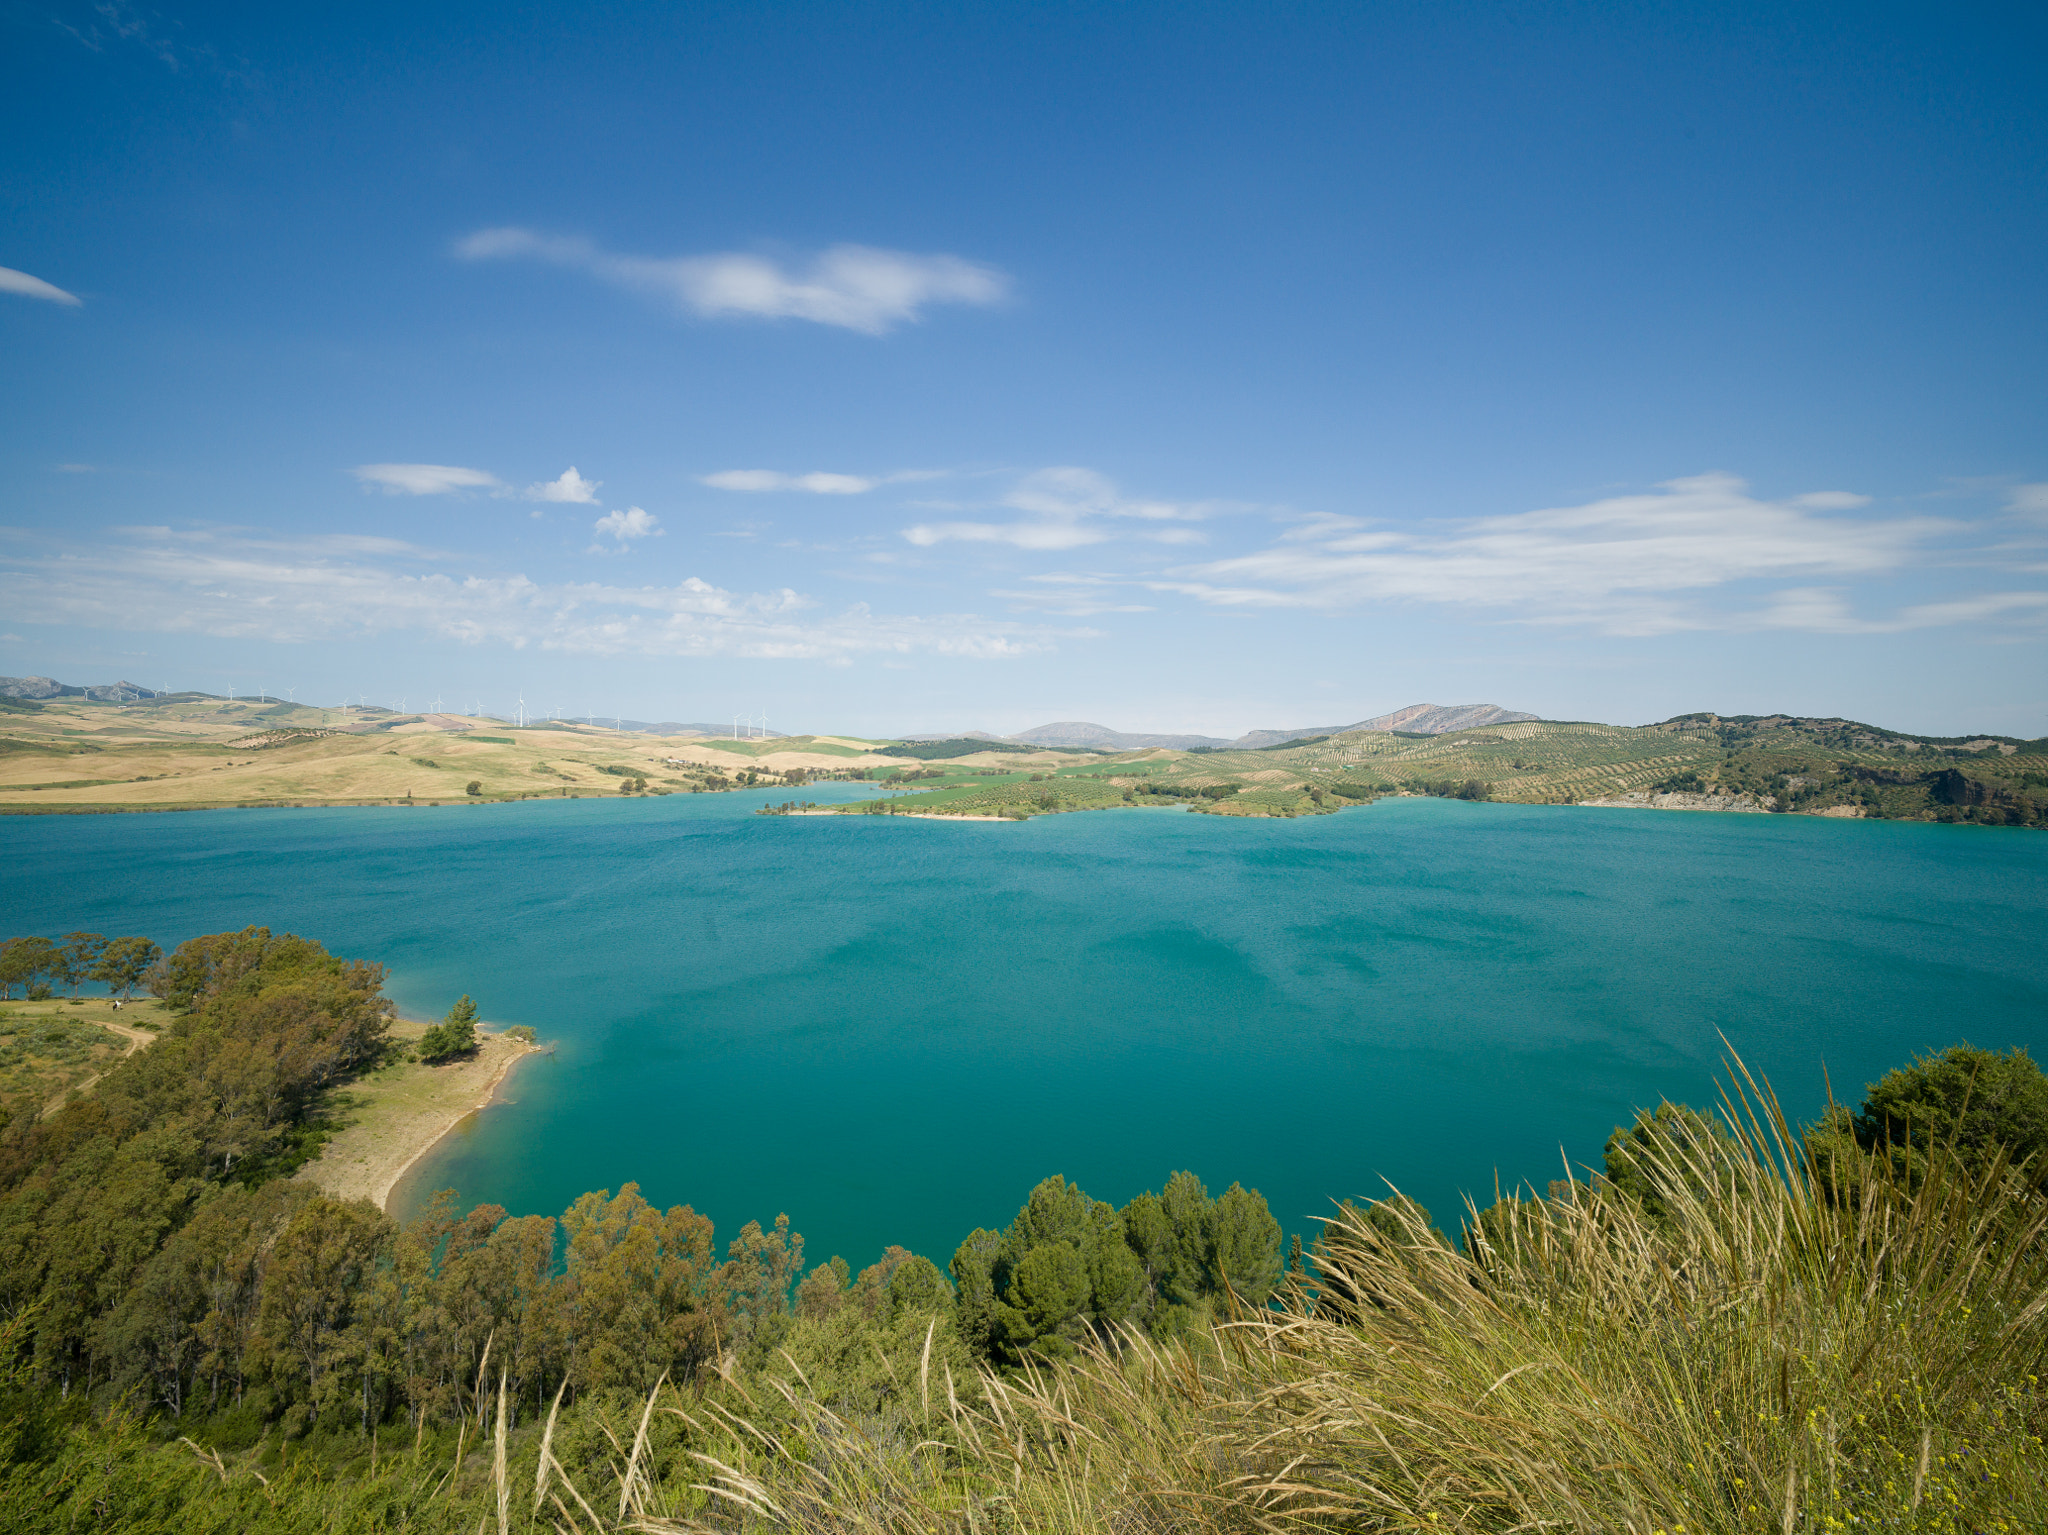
<box><xmin>0</xmin><ymin>932</ymin><xmax>161</xmax><ymax>1000</ymax></box>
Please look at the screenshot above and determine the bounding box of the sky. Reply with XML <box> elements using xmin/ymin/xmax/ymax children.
<box><xmin>2</xmin><ymin>1</ymin><xmax>2044</xmax><ymax>738</ymax></box>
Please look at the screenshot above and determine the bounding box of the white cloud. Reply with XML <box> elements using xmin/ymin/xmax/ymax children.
<box><xmin>526</xmin><ymin>466</ymin><xmax>601</xmax><ymax>504</ymax></box>
<box><xmin>455</xmin><ymin>230</ymin><xmax>1009</xmax><ymax>335</ymax></box>
<box><xmin>353</xmin><ymin>463</ymin><xmax>503</xmax><ymax>496</ymax></box>
<box><xmin>0</xmin><ymin>525</ymin><xmax>1050</xmax><ymax>662</ymax></box>
<box><xmin>0</xmin><ymin>267</ymin><xmax>83</xmax><ymax>307</ymax></box>
<box><xmin>701</xmin><ymin>470</ymin><xmax>877</xmax><ymax>494</ymax></box>
<box><xmin>592</xmin><ymin>507</ymin><xmax>661</xmax><ymax>544</ymax></box>
<box><xmin>1150</xmin><ymin>473</ymin><xmax>1979</xmax><ymax>636</ymax></box>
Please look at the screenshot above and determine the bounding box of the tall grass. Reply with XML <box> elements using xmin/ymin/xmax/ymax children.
<box><xmin>15</xmin><ymin>1060</ymin><xmax>2048</xmax><ymax>1531</ymax></box>
<box><xmin>576</xmin><ymin>1062</ymin><xmax>2048</xmax><ymax>1532</ymax></box>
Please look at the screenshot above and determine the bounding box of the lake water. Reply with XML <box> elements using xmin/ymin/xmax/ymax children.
<box><xmin>5</xmin><ymin>790</ymin><xmax>2045</xmax><ymax>1270</ymax></box>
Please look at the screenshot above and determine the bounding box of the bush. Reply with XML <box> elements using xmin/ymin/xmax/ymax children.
<box><xmin>465</xmin><ymin>779</ymin><xmax>482</xmax><ymax>796</ymax></box>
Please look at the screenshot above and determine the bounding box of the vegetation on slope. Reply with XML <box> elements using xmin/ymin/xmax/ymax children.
<box><xmin>5</xmin><ymin>926</ymin><xmax>2048</xmax><ymax>1529</ymax></box>
<box><xmin>833</xmin><ymin>714</ymin><xmax>2048</xmax><ymax>826</ymax></box>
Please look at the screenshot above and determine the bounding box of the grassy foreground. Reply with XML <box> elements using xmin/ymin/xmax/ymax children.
<box><xmin>10</xmin><ymin>1065</ymin><xmax>2046</xmax><ymax>1532</ymax></box>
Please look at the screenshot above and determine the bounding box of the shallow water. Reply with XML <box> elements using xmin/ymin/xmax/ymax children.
<box><xmin>5</xmin><ymin>790</ymin><xmax>2045</xmax><ymax>1269</ymax></box>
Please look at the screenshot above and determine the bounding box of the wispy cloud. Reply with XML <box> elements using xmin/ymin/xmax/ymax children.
<box><xmin>0</xmin><ymin>525</ymin><xmax>1050</xmax><ymax>662</ymax></box>
<box><xmin>52</xmin><ymin>2</ymin><xmax>253</xmax><ymax>84</ymax></box>
<box><xmin>703</xmin><ymin>470</ymin><xmax>877</xmax><ymax>494</ymax></box>
<box><xmin>455</xmin><ymin>230</ymin><xmax>1009</xmax><ymax>335</ymax></box>
<box><xmin>353</xmin><ymin>463</ymin><xmax>503</xmax><ymax>496</ymax></box>
<box><xmin>993</xmin><ymin>573</ymin><xmax>1156</xmax><ymax>616</ymax></box>
<box><xmin>525</xmin><ymin>466</ymin><xmax>601</xmax><ymax>504</ymax></box>
<box><xmin>1145</xmin><ymin>473</ymin><xmax>2008</xmax><ymax>636</ymax></box>
<box><xmin>904</xmin><ymin>467</ymin><xmax>1214</xmax><ymax>550</ymax></box>
<box><xmin>0</xmin><ymin>267</ymin><xmax>82</xmax><ymax>307</ymax></box>
<box><xmin>1750</xmin><ymin>587</ymin><xmax>2048</xmax><ymax>634</ymax></box>
<box><xmin>2007</xmin><ymin>484</ymin><xmax>2048</xmax><ymax>521</ymax></box>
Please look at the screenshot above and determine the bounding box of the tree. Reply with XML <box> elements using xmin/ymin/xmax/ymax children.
<box><xmin>0</xmin><ymin>935</ymin><xmax>53</xmax><ymax>1000</ymax></box>
<box><xmin>1209</xmin><ymin>1182</ymin><xmax>1282</xmax><ymax>1307</ymax></box>
<box><xmin>93</xmin><ymin>936</ymin><xmax>162</xmax><ymax>999</ymax></box>
<box><xmin>419</xmin><ymin>995</ymin><xmax>479</xmax><ymax>1063</ymax></box>
<box><xmin>52</xmin><ymin>932</ymin><xmax>108</xmax><ymax>999</ymax></box>
<box><xmin>1852</xmin><ymin>1045</ymin><xmax>2048</xmax><ymax>1192</ymax></box>
<box><xmin>466</xmin><ymin>779</ymin><xmax>483</xmax><ymax>796</ymax></box>
<box><xmin>251</xmin><ymin>1194</ymin><xmax>394</xmax><ymax>1434</ymax></box>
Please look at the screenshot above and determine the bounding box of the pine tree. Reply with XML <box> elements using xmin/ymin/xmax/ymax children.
<box><xmin>420</xmin><ymin>995</ymin><xmax>480</xmax><ymax>1062</ymax></box>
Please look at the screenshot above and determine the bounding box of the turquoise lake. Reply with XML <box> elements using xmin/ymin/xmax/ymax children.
<box><xmin>5</xmin><ymin>790</ymin><xmax>2046</xmax><ymax>1271</ymax></box>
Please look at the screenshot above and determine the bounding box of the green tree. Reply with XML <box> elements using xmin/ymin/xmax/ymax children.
<box><xmin>1209</xmin><ymin>1181</ymin><xmax>1283</xmax><ymax>1307</ymax></box>
<box><xmin>1852</xmin><ymin>1044</ymin><xmax>2048</xmax><ymax>1192</ymax></box>
<box><xmin>465</xmin><ymin>779</ymin><xmax>483</xmax><ymax>796</ymax></box>
<box><xmin>419</xmin><ymin>995</ymin><xmax>480</xmax><ymax>1063</ymax></box>
<box><xmin>0</xmin><ymin>936</ymin><xmax>52</xmax><ymax>1000</ymax></box>
<box><xmin>92</xmin><ymin>936</ymin><xmax>162</xmax><ymax>999</ymax></box>
<box><xmin>52</xmin><ymin>931</ymin><xmax>107</xmax><ymax>999</ymax></box>
<box><xmin>991</xmin><ymin>1242</ymin><xmax>1091</xmax><ymax>1361</ymax></box>
<box><xmin>250</xmin><ymin>1194</ymin><xmax>394</xmax><ymax>1434</ymax></box>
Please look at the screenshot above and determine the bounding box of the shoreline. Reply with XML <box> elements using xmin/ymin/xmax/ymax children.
<box><xmin>793</xmin><ymin>807</ymin><xmax>1012</xmax><ymax>821</ymax></box>
<box><xmin>295</xmin><ymin>1025</ymin><xmax>542</xmax><ymax>1215</ymax></box>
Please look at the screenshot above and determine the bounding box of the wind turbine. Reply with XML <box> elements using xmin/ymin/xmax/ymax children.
<box><xmin>286</xmin><ymin>686</ymin><xmax>296</xmax><ymax>703</ymax></box>
<box><xmin>516</xmin><ymin>693</ymin><xmax>527</xmax><ymax>728</ymax></box>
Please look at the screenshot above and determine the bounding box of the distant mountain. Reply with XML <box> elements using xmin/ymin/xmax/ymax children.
<box><xmin>1231</xmin><ymin>703</ymin><xmax>1538</xmax><ymax>749</ymax></box>
<box><xmin>617</xmin><ymin>721</ymin><xmax>788</xmax><ymax>737</ymax></box>
<box><xmin>1009</xmin><ymin>721</ymin><xmax>1235</xmax><ymax>750</ymax></box>
<box><xmin>0</xmin><ymin>675</ymin><xmax>164</xmax><ymax>703</ymax></box>
<box><xmin>999</xmin><ymin>705</ymin><xmax>1539</xmax><ymax>752</ymax></box>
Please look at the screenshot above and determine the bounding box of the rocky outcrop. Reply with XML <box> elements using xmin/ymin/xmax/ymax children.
<box><xmin>1577</xmin><ymin>790</ymin><xmax>1773</xmax><ymax>813</ymax></box>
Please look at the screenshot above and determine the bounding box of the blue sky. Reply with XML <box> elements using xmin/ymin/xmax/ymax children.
<box><xmin>3</xmin><ymin>1</ymin><xmax>2044</xmax><ymax>737</ymax></box>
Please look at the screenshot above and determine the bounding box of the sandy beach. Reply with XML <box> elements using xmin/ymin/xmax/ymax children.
<box><xmin>295</xmin><ymin>1022</ymin><xmax>541</xmax><ymax>1213</ymax></box>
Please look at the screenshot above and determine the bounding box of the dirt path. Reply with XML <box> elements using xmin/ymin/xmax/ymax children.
<box><xmin>39</xmin><ymin>1014</ymin><xmax>158</xmax><ymax>1118</ymax></box>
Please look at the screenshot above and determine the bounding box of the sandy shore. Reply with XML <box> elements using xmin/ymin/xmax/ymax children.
<box><xmin>295</xmin><ymin>1024</ymin><xmax>541</xmax><ymax>1214</ymax></box>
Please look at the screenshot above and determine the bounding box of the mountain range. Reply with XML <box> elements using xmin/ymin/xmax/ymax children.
<box><xmin>0</xmin><ymin>675</ymin><xmax>163</xmax><ymax>703</ymax></box>
<box><xmin>905</xmin><ymin>704</ymin><xmax>1540</xmax><ymax>751</ymax></box>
